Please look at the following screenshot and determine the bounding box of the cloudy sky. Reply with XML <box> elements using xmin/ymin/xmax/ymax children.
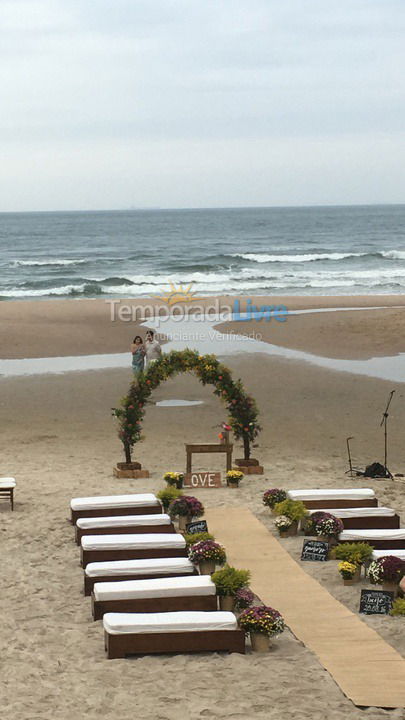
<box><xmin>1</xmin><ymin>0</ymin><xmax>404</xmax><ymax>210</ymax></box>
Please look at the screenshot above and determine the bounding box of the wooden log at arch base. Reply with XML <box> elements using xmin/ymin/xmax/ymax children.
<box><xmin>234</xmin><ymin>458</ymin><xmax>264</xmax><ymax>475</ymax></box>
<box><xmin>113</xmin><ymin>461</ymin><xmax>150</xmax><ymax>479</ymax></box>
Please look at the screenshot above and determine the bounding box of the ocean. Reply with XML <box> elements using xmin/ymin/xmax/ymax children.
<box><xmin>0</xmin><ymin>205</ymin><xmax>404</xmax><ymax>300</ymax></box>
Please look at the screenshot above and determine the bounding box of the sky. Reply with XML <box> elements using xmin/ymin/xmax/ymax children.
<box><xmin>1</xmin><ymin>0</ymin><xmax>405</xmax><ymax>211</ymax></box>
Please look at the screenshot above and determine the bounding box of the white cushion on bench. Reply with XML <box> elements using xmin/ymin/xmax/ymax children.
<box><xmin>308</xmin><ymin>506</ymin><xmax>396</xmax><ymax>518</ymax></box>
<box><xmin>94</xmin><ymin>575</ymin><xmax>215</xmax><ymax>601</ymax></box>
<box><xmin>372</xmin><ymin>549</ymin><xmax>405</xmax><ymax>561</ymax></box>
<box><xmin>77</xmin><ymin>514</ymin><xmax>171</xmax><ymax>529</ymax></box>
<box><xmin>103</xmin><ymin>611</ymin><xmax>237</xmax><ymax>635</ymax></box>
<box><xmin>288</xmin><ymin>488</ymin><xmax>375</xmax><ymax>501</ymax></box>
<box><xmin>86</xmin><ymin>557</ymin><xmax>195</xmax><ymax>578</ymax></box>
<box><xmin>82</xmin><ymin>533</ymin><xmax>186</xmax><ymax>551</ymax></box>
<box><xmin>0</xmin><ymin>478</ymin><xmax>16</xmax><ymax>489</ymax></box>
<box><xmin>71</xmin><ymin>493</ymin><xmax>158</xmax><ymax>511</ymax></box>
<box><xmin>339</xmin><ymin>529</ymin><xmax>405</xmax><ymax>541</ymax></box>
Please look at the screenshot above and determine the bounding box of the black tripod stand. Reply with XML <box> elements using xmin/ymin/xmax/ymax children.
<box><xmin>380</xmin><ymin>390</ymin><xmax>395</xmax><ymax>479</ymax></box>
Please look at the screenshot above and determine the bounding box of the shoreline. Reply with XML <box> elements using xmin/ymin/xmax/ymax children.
<box><xmin>1</xmin><ymin>294</ymin><xmax>405</xmax><ymax>360</ymax></box>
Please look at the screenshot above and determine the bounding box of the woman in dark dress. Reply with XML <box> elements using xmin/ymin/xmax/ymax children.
<box><xmin>131</xmin><ymin>335</ymin><xmax>145</xmax><ymax>376</ymax></box>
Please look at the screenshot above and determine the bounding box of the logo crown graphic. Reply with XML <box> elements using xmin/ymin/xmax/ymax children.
<box><xmin>157</xmin><ymin>282</ymin><xmax>196</xmax><ymax>306</ymax></box>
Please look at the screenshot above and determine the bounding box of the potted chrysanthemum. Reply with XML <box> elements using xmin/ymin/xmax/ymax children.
<box><xmin>168</xmin><ymin>495</ymin><xmax>204</xmax><ymax>531</ymax></box>
<box><xmin>273</xmin><ymin>499</ymin><xmax>308</xmax><ymax>536</ymax></box>
<box><xmin>368</xmin><ymin>556</ymin><xmax>405</xmax><ymax>596</ymax></box>
<box><xmin>226</xmin><ymin>470</ymin><xmax>244</xmax><ymax>488</ymax></box>
<box><xmin>212</xmin><ymin>565</ymin><xmax>251</xmax><ymax>611</ymax></box>
<box><xmin>334</xmin><ymin>542</ymin><xmax>373</xmax><ymax>579</ymax></box>
<box><xmin>304</xmin><ymin>511</ymin><xmax>330</xmax><ymax>536</ymax></box>
<box><xmin>188</xmin><ymin>540</ymin><xmax>227</xmax><ymax>575</ymax></box>
<box><xmin>184</xmin><ymin>531</ymin><xmax>215</xmax><ymax>549</ymax></box>
<box><xmin>262</xmin><ymin>488</ymin><xmax>287</xmax><ymax>514</ymax></box>
<box><xmin>239</xmin><ymin>605</ymin><xmax>285</xmax><ymax>652</ymax></box>
<box><xmin>156</xmin><ymin>486</ymin><xmax>183</xmax><ymax>511</ymax></box>
<box><xmin>234</xmin><ymin>588</ymin><xmax>255</xmax><ymax>611</ymax></box>
<box><xmin>163</xmin><ymin>471</ymin><xmax>184</xmax><ymax>489</ymax></box>
<box><xmin>338</xmin><ymin>561</ymin><xmax>361</xmax><ymax>585</ymax></box>
<box><xmin>312</xmin><ymin>513</ymin><xmax>344</xmax><ymax>545</ymax></box>
<box><xmin>274</xmin><ymin>515</ymin><xmax>294</xmax><ymax>538</ymax></box>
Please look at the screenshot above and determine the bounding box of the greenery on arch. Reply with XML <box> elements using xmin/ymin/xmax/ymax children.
<box><xmin>112</xmin><ymin>349</ymin><xmax>261</xmax><ymax>464</ymax></box>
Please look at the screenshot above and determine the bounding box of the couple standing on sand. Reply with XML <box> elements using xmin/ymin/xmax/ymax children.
<box><xmin>131</xmin><ymin>330</ymin><xmax>162</xmax><ymax>376</ymax></box>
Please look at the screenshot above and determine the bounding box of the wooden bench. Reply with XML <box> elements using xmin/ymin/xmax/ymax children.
<box><xmin>103</xmin><ymin>611</ymin><xmax>245</xmax><ymax>658</ymax></box>
<box><xmin>0</xmin><ymin>478</ymin><xmax>15</xmax><ymax>511</ymax></box>
<box><xmin>288</xmin><ymin>488</ymin><xmax>377</xmax><ymax>510</ymax></box>
<box><xmin>339</xmin><ymin>529</ymin><xmax>405</xmax><ymax>549</ymax></box>
<box><xmin>91</xmin><ymin>575</ymin><xmax>217</xmax><ymax>620</ymax></box>
<box><xmin>84</xmin><ymin>557</ymin><xmax>198</xmax><ymax>596</ymax></box>
<box><xmin>308</xmin><ymin>507</ymin><xmax>400</xmax><ymax>530</ymax></box>
<box><xmin>70</xmin><ymin>493</ymin><xmax>162</xmax><ymax>524</ymax></box>
<box><xmin>80</xmin><ymin>533</ymin><xmax>187</xmax><ymax>567</ymax></box>
<box><xmin>75</xmin><ymin>514</ymin><xmax>175</xmax><ymax>545</ymax></box>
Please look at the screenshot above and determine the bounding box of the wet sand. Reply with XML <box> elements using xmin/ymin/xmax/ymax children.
<box><xmin>1</xmin><ymin>294</ymin><xmax>404</xmax><ymax>359</ymax></box>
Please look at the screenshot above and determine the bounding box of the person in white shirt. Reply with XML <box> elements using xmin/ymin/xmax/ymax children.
<box><xmin>144</xmin><ymin>330</ymin><xmax>162</xmax><ymax>369</ymax></box>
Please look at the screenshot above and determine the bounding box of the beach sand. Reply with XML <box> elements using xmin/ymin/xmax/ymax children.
<box><xmin>1</xmin><ymin>294</ymin><xmax>404</xmax><ymax>359</ymax></box>
<box><xmin>1</xmin><ymin>296</ymin><xmax>405</xmax><ymax>719</ymax></box>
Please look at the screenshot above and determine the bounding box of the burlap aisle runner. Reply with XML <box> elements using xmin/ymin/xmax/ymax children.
<box><xmin>205</xmin><ymin>506</ymin><xmax>405</xmax><ymax>709</ymax></box>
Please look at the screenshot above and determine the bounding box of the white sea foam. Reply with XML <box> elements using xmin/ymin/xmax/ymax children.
<box><xmin>382</xmin><ymin>250</ymin><xmax>405</xmax><ymax>260</ymax></box>
<box><xmin>0</xmin><ymin>284</ymin><xmax>88</xmax><ymax>297</ymax></box>
<box><xmin>232</xmin><ymin>252</ymin><xmax>368</xmax><ymax>263</ymax></box>
<box><xmin>13</xmin><ymin>259</ymin><xmax>87</xmax><ymax>267</ymax></box>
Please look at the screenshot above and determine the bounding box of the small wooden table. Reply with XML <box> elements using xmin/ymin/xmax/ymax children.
<box><xmin>185</xmin><ymin>443</ymin><xmax>233</xmax><ymax>474</ymax></box>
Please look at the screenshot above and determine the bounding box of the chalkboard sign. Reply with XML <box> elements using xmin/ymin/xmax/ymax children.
<box><xmin>186</xmin><ymin>520</ymin><xmax>208</xmax><ymax>535</ymax></box>
<box><xmin>301</xmin><ymin>539</ymin><xmax>329</xmax><ymax>562</ymax></box>
<box><xmin>359</xmin><ymin>589</ymin><xmax>394</xmax><ymax>615</ymax></box>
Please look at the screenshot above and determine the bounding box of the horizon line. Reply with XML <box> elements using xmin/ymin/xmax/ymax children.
<box><xmin>1</xmin><ymin>202</ymin><xmax>405</xmax><ymax>215</ymax></box>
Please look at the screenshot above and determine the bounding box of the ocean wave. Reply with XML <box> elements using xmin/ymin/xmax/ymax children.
<box><xmin>5</xmin><ymin>264</ymin><xmax>405</xmax><ymax>299</ymax></box>
<box><xmin>16</xmin><ymin>265</ymin><xmax>405</xmax><ymax>293</ymax></box>
<box><xmin>232</xmin><ymin>250</ymin><xmax>405</xmax><ymax>264</ymax></box>
<box><xmin>231</xmin><ymin>252</ymin><xmax>369</xmax><ymax>263</ymax></box>
<box><xmin>12</xmin><ymin>258</ymin><xmax>88</xmax><ymax>267</ymax></box>
<box><xmin>382</xmin><ymin>250</ymin><xmax>405</xmax><ymax>260</ymax></box>
<box><xmin>0</xmin><ymin>283</ymin><xmax>104</xmax><ymax>298</ymax></box>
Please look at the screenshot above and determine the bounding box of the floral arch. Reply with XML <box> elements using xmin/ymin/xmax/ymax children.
<box><xmin>113</xmin><ymin>349</ymin><xmax>261</xmax><ymax>464</ymax></box>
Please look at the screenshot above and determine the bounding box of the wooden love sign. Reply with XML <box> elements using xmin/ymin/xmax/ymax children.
<box><xmin>183</xmin><ymin>472</ymin><xmax>222</xmax><ymax>489</ymax></box>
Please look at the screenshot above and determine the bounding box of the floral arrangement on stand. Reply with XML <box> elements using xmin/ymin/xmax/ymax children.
<box><xmin>368</xmin><ymin>556</ymin><xmax>405</xmax><ymax>594</ymax></box>
<box><xmin>188</xmin><ymin>540</ymin><xmax>227</xmax><ymax>574</ymax></box>
<box><xmin>218</xmin><ymin>422</ymin><xmax>231</xmax><ymax>443</ymax></box>
<box><xmin>163</xmin><ymin>472</ymin><xmax>184</xmax><ymax>488</ymax></box>
<box><xmin>168</xmin><ymin>495</ymin><xmax>204</xmax><ymax>531</ymax></box>
<box><xmin>274</xmin><ymin>515</ymin><xmax>294</xmax><ymax>537</ymax></box>
<box><xmin>112</xmin><ymin>349</ymin><xmax>261</xmax><ymax>464</ymax></box>
<box><xmin>262</xmin><ymin>488</ymin><xmax>287</xmax><ymax>512</ymax></box>
<box><xmin>226</xmin><ymin>470</ymin><xmax>244</xmax><ymax>488</ymax></box>
<box><xmin>273</xmin><ymin>499</ymin><xmax>308</xmax><ymax>536</ymax></box>
<box><xmin>212</xmin><ymin>565</ymin><xmax>251</xmax><ymax>611</ymax></box>
<box><xmin>238</xmin><ymin>605</ymin><xmax>285</xmax><ymax>652</ymax></box>
<box><xmin>312</xmin><ymin>513</ymin><xmax>344</xmax><ymax>542</ymax></box>
<box><xmin>338</xmin><ymin>561</ymin><xmax>361</xmax><ymax>585</ymax></box>
<box><xmin>234</xmin><ymin>588</ymin><xmax>255</xmax><ymax>611</ymax></box>
<box><xmin>156</xmin><ymin>486</ymin><xmax>183</xmax><ymax>511</ymax></box>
